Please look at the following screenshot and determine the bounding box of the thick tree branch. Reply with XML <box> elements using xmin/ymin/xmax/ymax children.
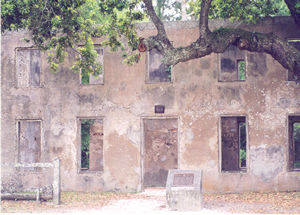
<box><xmin>142</xmin><ymin>0</ymin><xmax>173</xmax><ymax>51</ymax></box>
<box><xmin>142</xmin><ymin>0</ymin><xmax>300</xmax><ymax>81</ymax></box>
<box><xmin>159</xmin><ymin>29</ymin><xmax>300</xmax><ymax>80</ymax></box>
<box><xmin>284</xmin><ymin>0</ymin><xmax>300</xmax><ymax>26</ymax></box>
<box><xmin>199</xmin><ymin>0</ymin><xmax>212</xmax><ymax>36</ymax></box>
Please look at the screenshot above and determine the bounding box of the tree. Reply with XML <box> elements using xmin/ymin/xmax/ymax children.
<box><xmin>154</xmin><ymin>0</ymin><xmax>182</xmax><ymax>21</ymax></box>
<box><xmin>1</xmin><ymin>0</ymin><xmax>300</xmax><ymax>81</ymax></box>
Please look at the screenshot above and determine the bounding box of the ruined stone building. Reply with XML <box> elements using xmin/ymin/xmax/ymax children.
<box><xmin>1</xmin><ymin>17</ymin><xmax>300</xmax><ymax>193</ymax></box>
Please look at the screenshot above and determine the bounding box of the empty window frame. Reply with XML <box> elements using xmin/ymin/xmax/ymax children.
<box><xmin>147</xmin><ymin>48</ymin><xmax>172</xmax><ymax>83</ymax></box>
<box><xmin>287</xmin><ymin>39</ymin><xmax>300</xmax><ymax>81</ymax></box>
<box><xmin>18</xmin><ymin>120</ymin><xmax>41</xmax><ymax>164</ymax></box>
<box><xmin>219</xmin><ymin>45</ymin><xmax>246</xmax><ymax>82</ymax></box>
<box><xmin>288</xmin><ymin>116</ymin><xmax>300</xmax><ymax>170</ymax></box>
<box><xmin>16</xmin><ymin>49</ymin><xmax>41</xmax><ymax>87</ymax></box>
<box><xmin>80</xmin><ymin>119</ymin><xmax>103</xmax><ymax>171</ymax></box>
<box><xmin>80</xmin><ymin>48</ymin><xmax>104</xmax><ymax>85</ymax></box>
<box><xmin>221</xmin><ymin>116</ymin><xmax>247</xmax><ymax>172</ymax></box>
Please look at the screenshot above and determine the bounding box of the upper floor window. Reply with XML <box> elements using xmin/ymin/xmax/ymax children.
<box><xmin>16</xmin><ymin>49</ymin><xmax>41</xmax><ymax>87</ymax></box>
<box><xmin>219</xmin><ymin>45</ymin><xmax>246</xmax><ymax>82</ymax></box>
<box><xmin>146</xmin><ymin>48</ymin><xmax>171</xmax><ymax>83</ymax></box>
<box><xmin>80</xmin><ymin>48</ymin><xmax>104</xmax><ymax>85</ymax></box>
<box><xmin>287</xmin><ymin>39</ymin><xmax>300</xmax><ymax>81</ymax></box>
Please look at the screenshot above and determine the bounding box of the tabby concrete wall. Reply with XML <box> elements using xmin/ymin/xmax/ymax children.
<box><xmin>1</xmin><ymin>17</ymin><xmax>300</xmax><ymax>192</ymax></box>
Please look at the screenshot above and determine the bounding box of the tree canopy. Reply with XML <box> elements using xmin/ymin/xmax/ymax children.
<box><xmin>1</xmin><ymin>0</ymin><xmax>300</xmax><ymax>80</ymax></box>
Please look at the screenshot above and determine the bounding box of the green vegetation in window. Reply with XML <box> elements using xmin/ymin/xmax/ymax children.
<box><xmin>81</xmin><ymin>119</ymin><xmax>94</xmax><ymax>169</ymax></box>
<box><xmin>238</xmin><ymin>60</ymin><xmax>246</xmax><ymax>81</ymax></box>
<box><xmin>81</xmin><ymin>69</ymin><xmax>90</xmax><ymax>85</ymax></box>
<box><xmin>293</xmin><ymin>123</ymin><xmax>300</xmax><ymax>142</ymax></box>
<box><xmin>293</xmin><ymin>122</ymin><xmax>300</xmax><ymax>168</ymax></box>
<box><xmin>165</xmin><ymin>65</ymin><xmax>172</xmax><ymax>81</ymax></box>
<box><xmin>239</xmin><ymin>122</ymin><xmax>247</xmax><ymax>168</ymax></box>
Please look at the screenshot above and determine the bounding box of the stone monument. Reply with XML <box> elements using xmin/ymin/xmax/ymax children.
<box><xmin>166</xmin><ymin>169</ymin><xmax>202</xmax><ymax>211</ymax></box>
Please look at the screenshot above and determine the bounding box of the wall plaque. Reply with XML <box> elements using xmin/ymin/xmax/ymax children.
<box><xmin>155</xmin><ymin>105</ymin><xmax>165</xmax><ymax>113</ymax></box>
<box><xmin>173</xmin><ymin>173</ymin><xmax>194</xmax><ymax>186</ymax></box>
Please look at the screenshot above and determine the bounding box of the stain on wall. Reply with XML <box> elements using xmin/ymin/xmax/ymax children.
<box><xmin>247</xmin><ymin>53</ymin><xmax>267</xmax><ymax>77</ymax></box>
<box><xmin>105</xmin><ymin>132</ymin><xmax>139</xmax><ymax>191</ymax></box>
<box><xmin>250</xmin><ymin>145</ymin><xmax>284</xmax><ymax>182</ymax></box>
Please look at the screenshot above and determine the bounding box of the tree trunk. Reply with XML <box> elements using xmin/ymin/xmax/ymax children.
<box><xmin>181</xmin><ymin>0</ymin><xmax>187</xmax><ymax>21</ymax></box>
<box><xmin>284</xmin><ymin>0</ymin><xmax>300</xmax><ymax>26</ymax></box>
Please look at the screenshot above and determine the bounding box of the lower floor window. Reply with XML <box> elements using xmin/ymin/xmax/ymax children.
<box><xmin>80</xmin><ymin>119</ymin><xmax>103</xmax><ymax>171</ymax></box>
<box><xmin>221</xmin><ymin>116</ymin><xmax>247</xmax><ymax>172</ymax></box>
<box><xmin>288</xmin><ymin>116</ymin><xmax>300</xmax><ymax>170</ymax></box>
<box><xmin>18</xmin><ymin>120</ymin><xmax>41</xmax><ymax>163</ymax></box>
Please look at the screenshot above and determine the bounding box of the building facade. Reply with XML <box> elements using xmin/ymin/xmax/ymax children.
<box><xmin>1</xmin><ymin>17</ymin><xmax>300</xmax><ymax>193</ymax></box>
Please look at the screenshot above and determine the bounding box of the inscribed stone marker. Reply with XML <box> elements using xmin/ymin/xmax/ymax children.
<box><xmin>173</xmin><ymin>173</ymin><xmax>194</xmax><ymax>186</ymax></box>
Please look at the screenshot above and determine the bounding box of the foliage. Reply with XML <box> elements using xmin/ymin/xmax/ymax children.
<box><xmin>239</xmin><ymin>122</ymin><xmax>246</xmax><ymax>167</ymax></box>
<box><xmin>293</xmin><ymin>123</ymin><xmax>300</xmax><ymax>168</ymax></box>
<box><xmin>238</xmin><ymin>60</ymin><xmax>245</xmax><ymax>81</ymax></box>
<box><xmin>81</xmin><ymin>69</ymin><xmax>90</xmax><ymax>85</ymax></box>
<box><xmin>293</xmin><ymin>123</ymin><xmax>300</xmax><ymax>143</ymax></box>
<box><xmin>165</xmin><ymin>65</ymin><xmax>172</xmax><ymax>80</ymax></box>
<box><xmin>81</xmin><ymin>119</ymin><xmax>95</xmax><ymax>169</ymax></box>
<box><xmin>1</xmin><ymin>0</ymin><xmax>144</xmax><ymax>78</ymax></box>
<box><xmin>240</xmin><ymin>149</ymin><xmax>246</xmax><ymax>167</ymax></box>
<box><xmin>188</xmin><ymin>0</ymin><xmax>290</xmax><ymax>23</ymax></box>
<box><xmin>154</xmin><ymin>0</ymin><xmax>182</xmax><ymax>20</ymax></box>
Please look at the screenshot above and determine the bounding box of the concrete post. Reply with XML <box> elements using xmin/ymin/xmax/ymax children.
<box><xmin>53</xmin><ymin>158</ymin><xmax>60</xmax><ymax>205</ymax></box>
<box><xmin>36</xmin><ymin>188</ymin><xmax>40</xmax><ymax>203</ymax></box>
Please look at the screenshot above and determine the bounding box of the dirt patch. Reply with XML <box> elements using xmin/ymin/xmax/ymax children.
<box><xmin>204</xmin><ymin>192</ymin><xmax>300</xmax><ymax>214</ymax></box>
<box><xmin>1</xmin><ymin>189</ymin><xmax>300</xmax><ymax>214</ymax></box>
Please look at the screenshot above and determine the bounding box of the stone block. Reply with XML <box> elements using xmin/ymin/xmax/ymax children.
<box><xmin>166</xmin><ymin>169</ymin><xmax>202</xmax><ymax>211</ymax></box>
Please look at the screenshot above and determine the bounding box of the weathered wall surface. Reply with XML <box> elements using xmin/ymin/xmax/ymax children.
<box><xmin>1</xmin><ymin>17</ymin><xmax>300</xmax><ymax>193</ymax></box>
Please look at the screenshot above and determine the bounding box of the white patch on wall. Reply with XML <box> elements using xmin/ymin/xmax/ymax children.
<box><xmin>127</xmin><ymin>125</ymin><xmax>140</xmax><ymax>145</ymax></box>
<box><xmin>186</xmin><ymin>128</ymin><xmax>194</xmax><ymax>141</ymax></box>
<box><xmin>250</xmin><ymin>145</ymin><xmax>284</xmax><ymax>182</ymax></box>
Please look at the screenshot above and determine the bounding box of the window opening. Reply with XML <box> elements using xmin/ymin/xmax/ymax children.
<box><xmin>80</xmin><ymin>119</ymin><xmax>103</xmax><ymax>171</ymax></box>
<box><xmin>219</xmin><ymin>45</ymin><xmax>246</xmax><ymax>82</ymax></box>
<box><xmin>221</xmin><ymin>116</ymin><xmax>247</xmax><ymax>172</ymax></box>
<box><xmin>237</xmin><ymin>60</ymin><xmax>246</xmax><ymax>81</ymax></box>
<box><xmin>80</xmin><ymin>48</ymin><xmax>104</xmax><ymax>85</ymax></box>
<box><xmin>287</xmin><ymin>39</ymin><xmax>300</xmax><ymax>81</ymax></box>
<box><xmin>18</xmin><ymin>120</ymin><xmax>41</xmax><ymax>171</ymax></box>
<box><xmin>81</xmin><ymin>119</ymin><xmax>92</xmax><ymax>169</ymax></box>
<box><xmin>147</xmin><ymin>48</ymin><xmax>172</xmax><ymax>83</ymax></box>
<box><xmin>16</xmin><ymin>49</ymin><xmax>41</xmax><ymax>87</ymax></box>
<box><xmin>289</xmin><ymin>116</ymin><xmax>300</xmax><ymax>170</ymax></box>
<box><xmin>239</xmin><ymin>121</ymin><xmax>247</xmax><ymax>168</ymax></box>
<box><xmin>293</xmin><ymin>122</ymin><xmax>300</xmax><ymax>168</ymax></box>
